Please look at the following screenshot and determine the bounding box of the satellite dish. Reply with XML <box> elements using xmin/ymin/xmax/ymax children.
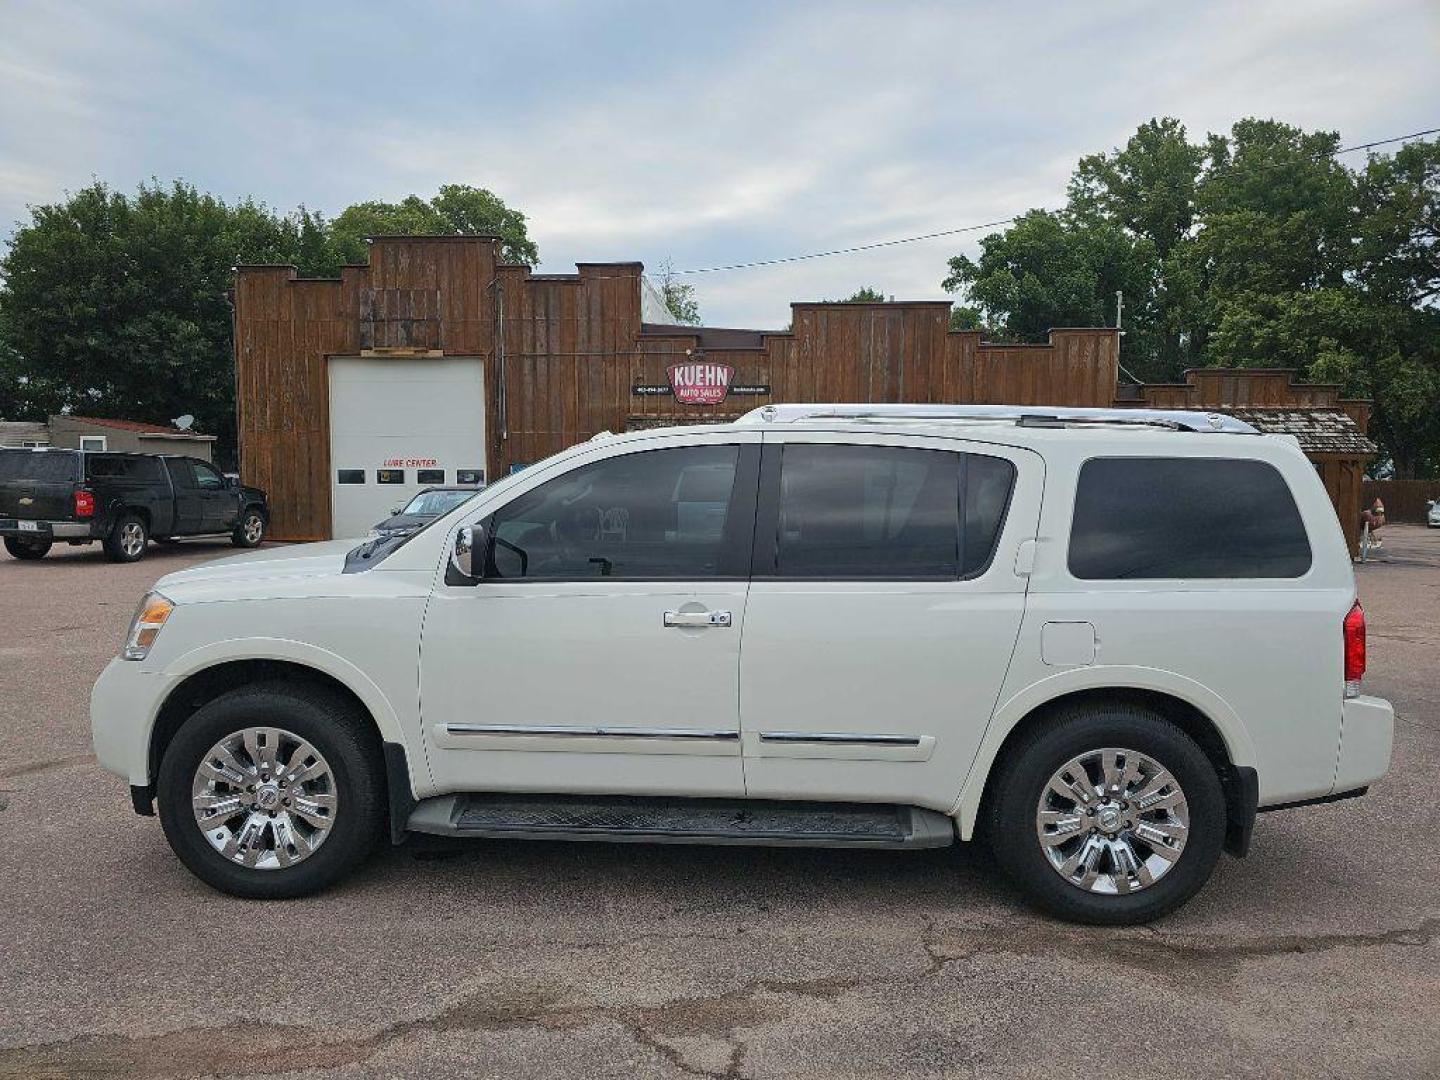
<box><xmin>173</xmin><ymin>414</ymin><xmax>195</xmax><ymax>431</ymax></box>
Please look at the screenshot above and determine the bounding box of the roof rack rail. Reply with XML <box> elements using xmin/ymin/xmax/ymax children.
<box><xmin>735</xmin><ymin>403</ymin><xmax>1259</xmax><ymax>435</ymax></box>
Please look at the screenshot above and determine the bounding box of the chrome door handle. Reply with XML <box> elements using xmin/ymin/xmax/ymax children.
<box><xmin>664</xmin><ymin>610</ymin><xmax>732</xmax><ymax>628</ymax></box>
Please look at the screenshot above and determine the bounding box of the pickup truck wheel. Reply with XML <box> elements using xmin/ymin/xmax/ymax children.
<box><xmin>232</xmin><ymin>508</ymin><xmax>266</xmax><ymax>548</ymax></box>
<box><xmin>985</xmin><ymin>705</ymin><xmax>1224</xmax><ymax>925</ymax></box>
<box><xmin>4</xmin><ymin>536</ymin><xmax>51</xmax><ymax>560</ymax></box>
<box><xmin>157</xmin><ymin>682</ymin><xmax>385</xmax><ymax>899</ymax></box>
<box><xmin>103</xmin><ymin>513</ymin><xmax>148</xmax><ymax>562</ymax></box>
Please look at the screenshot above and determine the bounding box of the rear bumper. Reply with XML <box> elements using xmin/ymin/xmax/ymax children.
<box><xmin>0</xmin><ymin>519</ymin><xmax>94</xmax><ymax>539</ymax></box>
<box><xmin>1333</xmin><ymin>694</ymin><xmax>1394</xmax><ymax>792</ymax></box>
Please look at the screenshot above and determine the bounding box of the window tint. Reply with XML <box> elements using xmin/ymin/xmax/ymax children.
<box><xmin>87</xmin><ymin>455</ymin><xmax>164</xmax><ymax>481</ymax></box>
<box><xmin>0</xmin><ymin>449</ymin><xmax>79</xmax><ymax>482</ymax></box>
<box><xmin>337</xmin><ymin>470</ymin><xmax>365</xmax><ymax>485</ymax></box>
<box><xmin>164</xmin><ymin>459</ymin><xmax>193</xmax><ymax>488</ymax></box>
<box><xmin>963</xmin><ymin>453</ymin><xmax>1016</xmax><ymax>575</ymax></box>
<box><xmin>773</xmin><ymin>445</ymin><xmax>960</xmax><ymax>579</ymax></box>
<box><xmin>377</xmin><ymin>469</ymin><xmax>405</xmax><ymax>484</ymax></box>
<box><xmin>1068</xmin><ymin>457</ymin><xmax>1312</xmax><ymax>579</ymax></box>
<box><xmin>486</xmin><ymin>445</ymin><xmax>742</xmax><ymax>579</ymax></box>
<box><xmin>417</xmin><ymin>469</ymin><xmax>444</xmax><ymax>485</ymax></box>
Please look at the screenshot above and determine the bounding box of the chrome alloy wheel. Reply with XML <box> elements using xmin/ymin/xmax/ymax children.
<box><xmin>119</xmin><ymin>521</ymin><xmax>146</xmax><ymax>558</ymax></box>
<box><xmin>1035</xmin><ymin>747</ymin><xmax>1189</xmax><ymax>895</ymax></box>
<box><xmin>241</xmin><ymin>513</ymin><xmax>264</xmax><ymax>544</ymax></box>
<box><xmin>191</xmin><ymin>727</ymin><xmax>337</xmax><ymax>869</ymax></box>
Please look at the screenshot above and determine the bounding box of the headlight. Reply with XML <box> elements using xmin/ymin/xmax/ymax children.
<box><xmin>123</xmin><ymin>592</ymin><xmax>174</xmax><ymax>661</ymax></box>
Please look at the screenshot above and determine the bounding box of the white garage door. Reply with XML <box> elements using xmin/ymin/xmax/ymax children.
<box><xmin>328</xmin><ymin>357</ymin><xmax>487</xmax><ymax>539</ymax></box>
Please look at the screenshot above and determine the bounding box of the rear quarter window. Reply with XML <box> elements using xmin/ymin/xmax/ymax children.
<box><xmin>1068</xmin><ymin>457</ymin><xmax>1312</xmax><ymax>579</ymax></box>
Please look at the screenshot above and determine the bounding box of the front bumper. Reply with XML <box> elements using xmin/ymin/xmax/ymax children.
<box><xmin>1334</xmin><ymin>694</ymin><xmax>1395</xmax><ymax>792</ymax></box>
<box><xmin>91</xmin><ymin>657</ymin><xmax>178</xmax><ymax>787</ymax></box>
<box><xmin>0</xmin><ymin>518</ymin><xmax>94</xmax><ymax>539</ymax></box>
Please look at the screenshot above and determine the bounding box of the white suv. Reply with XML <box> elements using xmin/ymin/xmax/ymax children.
<box><xmin>91</xmin><ymin>404</ymin><xmax>1394</xmax><ymax>924</ymax></box>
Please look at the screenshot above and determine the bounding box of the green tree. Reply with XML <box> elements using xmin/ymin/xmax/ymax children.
<box><xmin>0</xmin><ymin>180</ymin><xmax>314</xmax><ymax>463</ymax></box>
<box><xmin>836</xmin><ymin>286</ymin><xmax>886</xmax><ymax>302</ymax></box>
<box><xmin>1068</xmin><ymin>118</ymin><xmax>1206</xmax><ymax>372</ymax></box>
<box><xmin>1315</xmin><ymin>140</ymin><xmax>1440</xmax><ymax>477</ymax></box>
<box><xmin>942</xmin><ymin>209</ymin><xmax>1157</xmax><ymax>369</ymax></box>
<box><xmin>654</xmin><ymin>259</ymin><xmax>701</xmax><ymax>325</ymax></box>
<box><xmin>327</xmin><ymin>185</ymin><xmax>538</xmax><ymax>269</ymax></box>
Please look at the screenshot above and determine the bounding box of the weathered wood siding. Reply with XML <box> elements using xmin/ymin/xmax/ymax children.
<box><xmin>237</xmin><ymin>236</ymin><xmax>1126</xmax><ymax>539</ymax></box>
<box><xmin>1362</xmin><ymin>480</ymin><xmax>1440</xmax><ymax>523</ymax></box>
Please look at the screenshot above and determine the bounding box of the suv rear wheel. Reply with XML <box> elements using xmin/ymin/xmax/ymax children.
<box><xmin>4</xmin><ymin>535</ymin><xmax>51</xmax><ymax>560</ymax></box>
<box><xmin>103</xmin><ymin>513</ymin><xmax>148</xmax><ymax>562</ymax></box>
<box><xmin>985</xmin><ymin>703</ymin><xmax>1225</xmax><ymax>925</ymax></box>
<box><xmin>157</xmin><ymin>682</ymin><xmax>385</xmax><ymax>898</ymax></box>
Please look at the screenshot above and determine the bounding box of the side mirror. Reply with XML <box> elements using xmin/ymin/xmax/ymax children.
<box><xmin>390</xmin><ymin>506</ymin><xmax>403</xmax><ymax>516</ymax></box>
<box><xmin>450</xmin><ymin>522</ymin><xmax>488</xmax><ymax>582</ymax></box>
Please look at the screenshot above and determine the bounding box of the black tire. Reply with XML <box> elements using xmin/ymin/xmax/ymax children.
<box><xmin>232</xmin><ymin>507</ymin><xmax>266</xmax><ymax>548</ymax></box>
<box><xmin>157</xmin><ymin>681</ymin><xmax>386</xmax><ymax>899</ymax></box>
<box><xmin>103</xmin><ymin>512</ymin><xmax>148</xmax><ymax>562</ymax></box>
<box><xmin>985</xmin><ymin>703</ymin><xmax>1225</xmax><ymax>925</ymax></box>
<box><xmin>4</xmin><ymin>535</ymin><xmax>51</xmax><ymax>560</ymax></box>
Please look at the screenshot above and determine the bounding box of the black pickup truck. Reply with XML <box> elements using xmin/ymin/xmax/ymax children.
<box><xmin>0</xmin><ymin>448</ymin><xmax>269</xmax><ymax>563</ymax></box>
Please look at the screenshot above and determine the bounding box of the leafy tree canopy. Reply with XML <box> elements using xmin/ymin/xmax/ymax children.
<box><xmin>325</xmin><ymin>184</ymin><xmax>538</xmax><ymax>272</ymax></box>
<box><xmin>654</xmin><ymin>259</ymin><xmax>701</xmax><ymax>325</ymax></box>
<box><xmin>0</xmin><ymin>179</ymin><xmax>537</xmax><ymax>466</ymax></box>
<box><xmin>944</xmin><ymin>119</ymin><xmax>1440</xmax><ymax>475</ymax></box>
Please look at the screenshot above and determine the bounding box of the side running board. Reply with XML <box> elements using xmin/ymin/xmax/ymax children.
<box><xmin>407</xmin><ymin>793</ymin><xmax>955</xmax><ymax>850</ymax></box>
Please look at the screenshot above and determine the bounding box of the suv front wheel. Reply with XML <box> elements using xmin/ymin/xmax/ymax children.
<box><xmin>157</xmin><ymin>682</ymin><xmax>386</xmax><ymax>898</ymax></box>
<box><xmin>986</xmin><ymin>703</ymin><xmax>1225</xmax><ymax>925</ymax></box>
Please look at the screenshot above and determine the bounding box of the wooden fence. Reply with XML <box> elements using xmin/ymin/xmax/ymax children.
<box><xmin>1362</xmin><ymin>480</ymin><xmax>1440</xmax><ymax>522</ymax></box>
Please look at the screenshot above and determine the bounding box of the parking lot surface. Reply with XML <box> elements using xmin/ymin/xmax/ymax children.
<box><xmin>1</xmin><ymin>530</ymin><xmax>1437</xmax><ymax>1079</ymax></box>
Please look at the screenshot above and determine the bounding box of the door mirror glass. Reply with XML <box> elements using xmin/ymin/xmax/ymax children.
<box><xmin>451</xmin><ymin>522</ymin><xmax>487</xmax><ymax>581</ymax></box>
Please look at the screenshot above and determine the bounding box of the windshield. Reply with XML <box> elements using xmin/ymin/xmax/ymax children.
<box><xmin>0</xmin><ymin>449</ymin><xmax>80</xmax><ymax>483</ymax></box>
<box><xmin>402</xmin><ymin>489</ymin><xmax>478</xmax><ymax>517</ymax></box>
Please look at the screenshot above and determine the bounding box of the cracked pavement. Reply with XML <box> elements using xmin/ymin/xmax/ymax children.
<box><xmin>2</xmin><ymin>529</ymin><xmax>1438</xmax><ymax>1079</ymax></box>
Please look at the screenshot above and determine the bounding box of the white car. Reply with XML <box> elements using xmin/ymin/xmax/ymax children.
<box><xmin>1428</xmin><ymin>499</ymin><xmax>1439</xmax><ymax>527</ymax></box>
<box><xmin>92</xmin><ymin>404</ymin><xmax>1394</xmax><ymax>924</ymax></box>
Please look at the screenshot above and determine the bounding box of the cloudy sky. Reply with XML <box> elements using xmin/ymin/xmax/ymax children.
<box><xmin>2</xmin><ymin>0</ymin><xmax>1437</xmax><ymax>328</ymax></box>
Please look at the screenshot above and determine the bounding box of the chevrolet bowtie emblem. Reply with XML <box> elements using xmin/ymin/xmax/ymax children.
<box><xmin>18</xmin><ymin>497</ymin><xmax>33</xmax><ymax>506</ymax></box>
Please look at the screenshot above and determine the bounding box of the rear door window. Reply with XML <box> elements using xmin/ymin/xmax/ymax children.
<box><xmin>164</xmin><ymin>458</ymin><xmax>194</xmax><ymax>489</ymax></box>
<box><xmin>1068</xmin><ymin>457</ymin><xmax>1312</xmax><ymax>579</ymax></box>
<box><xmin>767</xmin><ymin>444</ymin><xmax>962</xmax><ymax>579</ymax></box>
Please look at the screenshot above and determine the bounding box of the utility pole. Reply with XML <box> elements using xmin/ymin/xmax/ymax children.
<box><xmin>1115</xmin><ymin>290</ymin><xmax>1124</xmax><ymax>332</ymax></box>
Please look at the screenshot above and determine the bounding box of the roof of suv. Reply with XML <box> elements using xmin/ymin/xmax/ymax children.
<box><xmin>593</xmin><ymin>404</ymin><xmax>1276</xmax><ymax>454</ymax></box>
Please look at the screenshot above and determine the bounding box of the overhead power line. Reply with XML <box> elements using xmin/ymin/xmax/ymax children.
<box><xmin>672</xmin><ymin>124</ymin><xmax>1440</xmax><ymax>276</ymax></box>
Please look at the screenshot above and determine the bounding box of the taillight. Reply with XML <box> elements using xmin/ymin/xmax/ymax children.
<box><xmin>74</xmin><ymin>490</ymin><xmax>95</xmax><ymax>518</ymax></box>
<box><xmin>1343</xmin><ymin>600</ymin><xmax>1366</xmax><ymax>698</ymax></box>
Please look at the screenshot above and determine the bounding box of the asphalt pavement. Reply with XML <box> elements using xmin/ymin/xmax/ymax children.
<box><xmin>1</xmin><ymin>528</ymin><xmax>1437</xmax><ymax>1079</ymax></box>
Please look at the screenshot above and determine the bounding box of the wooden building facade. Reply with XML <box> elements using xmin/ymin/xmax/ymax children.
<box><xmin>234</xmin><ymin>235</ymin><xmax>1375</xmax><ymax>549</ymax></box>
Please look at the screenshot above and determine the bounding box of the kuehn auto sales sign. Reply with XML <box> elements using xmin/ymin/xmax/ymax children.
<box><xmin>632</xmin><ymin>360</ymin><xmax>768</xmax><ymax>404</ymax></box>
<box><xmin>667</xmin><ymin>361</ymin><xmax>734</xmax><ymax>405</ymax></box>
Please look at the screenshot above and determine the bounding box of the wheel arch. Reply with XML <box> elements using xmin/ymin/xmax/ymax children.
<box><xmin>954</xmin><ymin>669</ymin><xmax>1258</xmax><ymax>846</ymax></box>
<box><xmin>144</xmin><ymin>645</ymin><xmax>419</xmax><ymax>839</ymax></box>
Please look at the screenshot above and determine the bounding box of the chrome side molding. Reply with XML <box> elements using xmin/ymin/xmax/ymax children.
<box><xmin>445</xmin><ymin>723</ymin><xmax>740</xmax><ymax>742</ymax></box>
<box><xmin>758</xmin><ymin>731</ymin><xmax>924</xmax><ymax>747</ymax></box>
